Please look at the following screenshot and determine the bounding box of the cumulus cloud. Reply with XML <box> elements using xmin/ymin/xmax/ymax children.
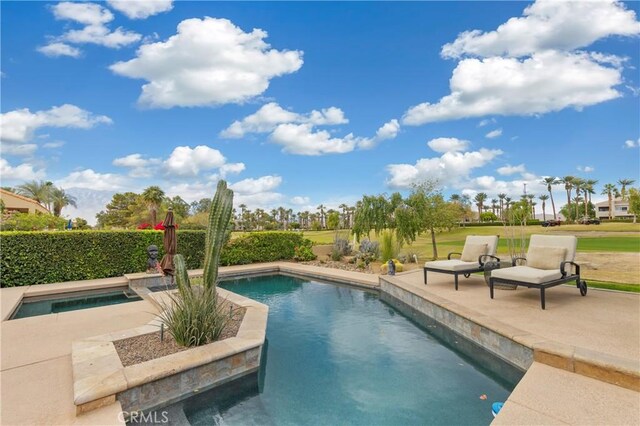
<box><xmin>577</xmin><ymin>165</ymin><xmax>595</xmax><ymax>173</ymax></box>
<box><xmin>37</xmin><ymin>42</ymin><xmax>81</xmax><ymax>58</ymax></box>
<box><xmin>56</xmin><ymin>169</ymin><xmax>129</xmax><ymax>191</ymax></box>
<box><xmin>441</xmin><ymin>0</ymin><xmax>640</xmax><ymax>59</ymax></box>
<box><xmin>427</xmin><ymin>137</ymin><xmax>469</xmax><ymax>153</ymax></box>
<box><xmin>40</xmin><ymin>2</ymin><xmax>141</xmax><ymax>55</ymax></box>
<box><xmin>229</xmin><ymin>175</ymin><xmax>282</xmax><ymax>195</ymax></box>
<box><xmin>107</xmin><ymin>0</ymin><xmax>173</xmax><ymax>19</ymax></box>
<box><xmin>290</xmin><ymin>196</ymin><xmax>310</xmax><ymax>205</ymax></box>
<box><xmin>163</xmin><ymin>146</ymin><xmax>227</xmax><ymax>177</ymax></box>
<box><xmin>485</xmin><ymin>128</ymin><xmax>502</xmax><ymax>139</ymax></box>
<box><xmin>386</xmin><ymin>146</ymin><xmax>502</xmax><ymax>189</ymax></box>
<box><xmin>110</xmin><ymin>17</ymin><xmax>303</xmax><ymax>108</ymax></box>
<box><xmin>270</xmin><ymin>123</ymin><xmax>365</xmax><ymax>155</ymax></box>
<box><xmin>113</xmin><ymin>153</ymin><xmax>162</xmax><ymax>178</ymax></box>
<box><xmin>497</xmin><ymin>164</ymin><xmax>525</xmax><ymax>176</ymax></box>
<box><xmin>220</xmin><ymin>102</ymin><xmax>347</xmax><ymax>138</ymax></box>
<box><xmin>0</xmin><ymin>158</ymin><xmax>45</xmax><ymax>181</ymax></box>
<box><xmin>219</xmin><ymin>162</ymin><xmax>246</xmax><ymax>178</ymax></box>
<box><xmin>0</xmin><ymin>143</ymin><xmax>38</xmax><ymax>157</ymax></box>
<box><xmin>624</xmin><ymin>138</ymin><xmax>639</xmax><ymax>148</ymax></box>
<box><xmin>403</xmin><ymin>51</ymin><xmax>622</xmax><ymax>125</ymax></box>
<box><xmin>0</xmin><ymin>104</ymin><xmax>112</xmax><ymax>144</ymax></box>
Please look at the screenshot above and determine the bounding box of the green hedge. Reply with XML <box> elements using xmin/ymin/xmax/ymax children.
<box><xmin>460</xmin><ymin>220</ymin><xmax>541</xmax><ymax>227</ymax></box>
<box><xmin>0</xmin><ymin>231</ymin><xmax>309</xmax><ymax>287</ymax></box>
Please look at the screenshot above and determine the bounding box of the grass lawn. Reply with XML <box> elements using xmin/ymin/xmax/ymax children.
<box><xmin>584</xmin><ymin>280</ymin><xmax>640</xmax><ymax>293</ymax></box>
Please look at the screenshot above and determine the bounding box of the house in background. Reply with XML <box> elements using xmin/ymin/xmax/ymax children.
<box><xmin>0</xmin><ymin>188</ymin><xmax>49</xmax><ymax>214</ymax></box>
<box><xmin>595</xmin><ymin>198</ymin><xmax>633</xmax><ymax>220</ymax></box>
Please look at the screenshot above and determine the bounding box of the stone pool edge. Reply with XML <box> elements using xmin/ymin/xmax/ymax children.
<box><xmin>71</xmin><ymin>287</ymin><xmax>268</xmax><ymax>417</ymax></box>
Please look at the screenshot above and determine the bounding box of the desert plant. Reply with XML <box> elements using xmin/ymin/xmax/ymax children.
<box><xmin>379</xmin><ymin>230</ymin><xmax>398</xmax><ymax>262</ymax></box>
<box><xmin>159</xmin><ymin>180</ymin><xmax>235</xmax><ymax>347</ymax></box>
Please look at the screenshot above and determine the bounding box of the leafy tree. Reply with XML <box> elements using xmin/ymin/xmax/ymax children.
<box><xmin>51</xmin><ymin>187</ymin><xmax>77</xmax><ymax>217</ymax></box>
<box><xmin>75</xmin><ymin>217</ymin><xmax>90</xmax><ymax>229</ymax></box>
<box><xmin>141</xmin><ymin>186</ymin><xmax>166</xmax><ymax>225</ymax></box>
<box><xmin>190</xmin><ymin>198</ymin><xmax>212</xmax><ymax>215</ymax></box>
<box><xmin>168</xmin><ymin>195</ymin><xmax>190</xmax><ymax>219</ymax></box>
<box><xmin>96</xmin><ymin>192</ymin><xmax>139</xmax><ymax>228</ymax></box>
<box><xmin>480</xmin><ymin>212</ymin><xmax>497</xmax><ymax>222</ymax></box>
<box><xmin>326</xmin><ymin>211</ymin><xmax>340</xmax><ymax>230</ymax></box>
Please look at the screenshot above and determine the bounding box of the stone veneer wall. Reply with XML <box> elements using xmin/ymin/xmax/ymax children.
<box><xmin>380</xmin><ymin>277</ymin><xmax>532</xmax><ymax>374</ymax></box>
<box><xmin>118</xmin><ymin>346</ymin><xmax>262</xmax><ymax>415</ymax></box>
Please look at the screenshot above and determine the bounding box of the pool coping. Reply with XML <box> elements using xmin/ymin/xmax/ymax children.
<box><xmin>379</xmin><ymin>274</ymin><xmax>640</xmax><ymax>392</ymax></box>
<box><xmin>71</xmin><ymin>287</ymin><xmax>268</xmax><ymax>416</ymax></box>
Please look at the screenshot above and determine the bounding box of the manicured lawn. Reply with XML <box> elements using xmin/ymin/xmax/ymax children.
<box><xmin>583</xmin><ymin>280</ymin><xmax>640</xmax><ymax>293</ymax></box>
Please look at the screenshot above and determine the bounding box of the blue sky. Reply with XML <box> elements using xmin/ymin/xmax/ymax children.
<box><xmin>1</xmin><ymin>0</ymin><xmax>639</xmax><ymax>223</ymax></box>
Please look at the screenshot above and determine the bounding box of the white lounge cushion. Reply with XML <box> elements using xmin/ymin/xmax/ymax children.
<box><xmin>527</xmin><ymin>246</ymin><xmax>566</xmax><ymax>270</ymax></box>
<box><xmin>460</xmin><ymin>243</ymin><xmax>488</xmax><ymax>262</ymax></box>
<box><xmin>528</xmin><ymin>235</ymin><xmax>577</xmax><ymax>262</ymax></box>
<box><xmin>424</xmin><ymin>259</ymin><xmax>481</xmax><ymax>272</ymax></box>
<box><xmin>491</xmin><ymin>266</ymin><xmax>562</xmax><ymax>284</ymax></box>
<box><xmin>465</xmin><ymin>235</ymin><xmax>499</xmax><ymax>256</ymax></box>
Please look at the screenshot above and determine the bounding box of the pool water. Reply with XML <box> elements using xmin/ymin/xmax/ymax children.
<box><xmin>156</xmin><ymin>275</ymin><xmax>517</xmax><ymax>425</ymax></box>
<box><xmin>11</xmin><ymin>288</ymin><xmax>142</xmax><ymax>319</ymax></box>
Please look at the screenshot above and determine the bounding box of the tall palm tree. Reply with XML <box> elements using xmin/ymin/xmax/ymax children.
<box><xmin>561</xmin><ymin>176</ymin><xmax>575</xmax><ymax>222</ymax></box>
<box><xmin>601</xmin><ymin>184</ymin><xmax>618</xmax><ymax>220</ymax></box>
<box><xmin>16</xmin><ymin>180</ymin><xmax>54</xmax><ymax>209</ymax></box>
<box><xmin>141</xmin><ymin>186</ymin><xmax>165</xmax><ymax>225</ymax></box>
<box><xmin>51</xmin><ymin>187</ymin><xmax>77</xmax><ymax>217</ymax></box>
<box><xmin>490</xmin><ymin>198</ymin><xmax>498</xmax><ymax>216</ymax></box>
<box><xmin>572</xmin><ymin>178</ymin><xmax>586</xmax><ymax>220</ymax></box>
<box><xmin>542</xmin><ymin>177</ymin><xmax>560</xmax><ymax>220</ymax></box>
<box><xmin>583</xmin><ymin>179</ymin><xmax>597</xmax><ymax>218</ymax></box>
<box><xmin>526</xmin><ymin>194</ymin><xmax>536</xmax><ymax>217</ymax></box>
<box><xmin>538</xmin><ymin>195</ymin><xmax>549</xmax><ymax>221</ymax></box>
<box><xmin>338</xmin><ymin>203</ymin><xmax>349</xmax><ymax>229</ymax></box>
<box><xmin>497</xmin><ymin>193</ymin><xmax>507</xmax><ymax>219</ymax></box>
<box><xmin>474</xmin><ymin>193</ymin><xmax>487</xmax><ymax>222</ymax></box>
<box><xmin>316</xmin><ymin>204</ymin><xmax>326</xmax><ymax>229</ymax></box>
<box><xmin>618</xmin><ymin>179</ymin><xmax>636</xmax><ymax>201</ymax></box>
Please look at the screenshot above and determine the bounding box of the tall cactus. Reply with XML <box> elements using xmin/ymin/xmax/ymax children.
<box><xmin>172</xmin><ymin>180</ymin><xmax>234</xmax><ymax>294</ymax></box>
<box><xmin>202</xmin><ymin>180</ymin><xmax>234</xmax><ymax>290</ymax></box>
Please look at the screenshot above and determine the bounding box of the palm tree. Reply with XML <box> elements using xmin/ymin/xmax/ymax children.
<box><xmin>339</xmin><ymin>203</ymin><xmax>349</xmax><ymax>229</ymax></box>
<box><xmin>490</xmin><ymin>199</ymin><xmax>498</xmax><ymax>216</ymax></box>
<box><xmin>474</xmin><ymin>193</ymin><xmax>487</xmax><ymax>222</ymax></box>
<box><xmin>51</xmin><ymin>187</ymin><xmax>77</xmax><ymax>217</ymax></box>
<box><xmin>618</xmin><ymin>179</ymin><xmax>636</xmax><ymax>201</ymax></box>
<box><xmin>497</xmin><ymin>193</ymin><xmax>506</xmax><ymax>220</ymax></box>
<box><xmin>538</xmin><ymin>195</ymin><xmax>549</xmax><ymax>221</ymax></box>
<box><xmin>141</xmin><ymin>186</ymin><xmax>165</xmax><ymax>225</ymax></box>
<box><xmin>16</xmin><ymin>180</ymin><xmax>54</xmax><ymax>209</ymax></box>
<box><xmin>526</xmin><ymin>194</ymin><xmax>536</xmax><ymax>217</ymax></box>
<box><xmin>572</xmin><ymin>178</ymin><xmax>586</xmax><ymax>220</ymax></box>
<box><xmin>561</xmin><ymin>176</ymin><xmax>575</xmax><ymax>222</ymax></box>
<box><xmin>601</xmin><ymin>184</ymin><xmax>618</xmax><ymax>220</ymax></box>
<box><xmin>316</xmin><ymin>204</ymin><xmax>326</xmax><ymax>229</ymax></box>
<box><xmin>583</xmin><ymin>179</ymin><xmax>597</xmax><ymax>218</ymax></box>
<box><xmin>542</xmin><ymin>177</ymin><xmax>560</xmax><ymax>220</ymax></box>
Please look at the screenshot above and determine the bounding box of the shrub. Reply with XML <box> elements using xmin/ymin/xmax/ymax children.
<box><xmin>1</xmin><ymin>230</ymin><xmax>312</xmax><ymax>287</ymax></box>
<box><xmin>379</xmin><ymin>230</ymin><xmax>398</xmax><ymax>262</ymax></box>
<box><xmin>0</xmin><ymin>213</ymin><xmax>66</xmax><ymax>231</ymax></box>
<box><xmin>294</xmin><ymin>245</ymin><xmax>316</xmax><ymax>261</ymax></box>
<box><xmin>355</xmin><ymin>238</ymin><xmax>379</xmax><ymax>265</ymax></box>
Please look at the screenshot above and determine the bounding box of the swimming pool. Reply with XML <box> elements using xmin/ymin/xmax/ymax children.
<box><xmin>11</xmin><ymin>288</ymin><xmax>142</xmax><ymax>319</ymax></box>
<box><xmin>153</xmin><ymin>275</ymin><xmax>517</xmax><ymax>425</ymax></box>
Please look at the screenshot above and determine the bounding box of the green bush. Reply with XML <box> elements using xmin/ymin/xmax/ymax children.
<box><xmin>0</xmin><ymin>213</ymin><xmax>67</xmax><ymax>231</ymax></box>
<box><xmin>1</xmin><ymin>230</ymin><xmax>311</xmax><ymax>287</ymax></box>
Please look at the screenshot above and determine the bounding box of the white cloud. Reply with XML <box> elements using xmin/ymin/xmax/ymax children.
<box><xmin>113</xmin><ymin>153</ymin><xmax>162</xmax><ymax>178</ymax></box>
<box><xmin>219</xmin><ymin>162</ymin><xmax>246</xmax><ymax>177</ymax></box>
<box><xmin>0</xmin><ymin>143</ymin><xmax>38</xmax><ymax>156</ymax></box>
<box><xmin>497</xmin><ymin>163</ymin><xmax>525</xmax><ymax>176</ymax></box>
<box><xmin>220</xmin><ymin>102</ymin><xmax>347</xmax><ymax>138</ymax></box>
<box><xmin>478</xmin><ymin>118</ymin><xmax>496</xmax><ymax>127</ymax></box>
<box><xmin>107</xmin><ymin>0</ymin><xmax>173</xmax><ymax>19</ymax></box>
<box><xmin>290</xmin><ymin>196</ymin><xmax>310</xmax><ymax>205</ymax></box>
<box><xmin>441</xmin><ymin>0</ymin><xmax>640</xmax><ymax>59</ymax></box>
<box><xmin>374</xmin><ymin>119</ymin><xmax>400</xmax><ymax>141</ymax></box>
<box><xmin>110</xmin><ymin>17</ymin><xmax>303</xmax><ymax>108</ymax></box>
<box><xmin>37</xmin><ymin>43</ymin><xmax>81</xmax><ymax>58</ymax></box>
<box><xmin>0</xmin><ymin>158</ymin><xmax>45</xmax><ymax>181</ymax></box>
<box><xmin>270</xmin><ymin>123</ymin><xmax>362</xmax><ymax>155</ymax></box>
<box><xmin>427</xmin><ymin>137</ymin><xmax>469</xmax><ymax>153</ymax></box>
<box><xmin>43</xmin><ymin>141</ymin><xmax>65</xmax><ymax>149</ymax></box>
<box><xmin>402</xmin><ymin>51</ymin><xmax>622</xmax><ymax>125</ymax></box>
<box><xmin>485</xmin><ymin>128</ymin><xmax>502</xmax><ymax>139</ymax></box>
<box><xmin>386</xmin><ymin>147</ymin><xmax>502</xmax><ymax>189</ymax></box>
<box><xmin>0</xmin><ymin>104</ymin><xmax>112</xmax><ymax>143</ymax></box>
<box><xmin>624</xmin><ymin>138</ymin><xmax>640</xmax><ymax>148</ymax></box>
<box><xmin>163</xmin><ymin>145</ymin><xmax>227</xmax><ymax>177</ymax></box>
<box><xmin>230</xmin><ymin>175</ymin><xmax>282</xmax><ymax>195</ymax></box>
<box><xmin>577</xmin><ymin>165</ymin><xmax>595</xmax><ymax>173</ymax></box>
<box><xmin>56</xmin><ymin>169</ymin><xmax>128</xmax><ymax>191</ymax></box>
<box><xmin>41</xmin><ymin>2</ymin><xmax>141</xmax><ymax>56</ymax></box>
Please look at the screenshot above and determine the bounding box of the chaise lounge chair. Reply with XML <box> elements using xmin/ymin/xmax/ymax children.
<box><xmin>423</xmin><ymin>235</ymin><xmax>500</xmax><ymax>290</ymax></box>
<box><xmin>489</xmin><ymin>234</ymin><xmax>587</xmax><ymax>309</ymax></box>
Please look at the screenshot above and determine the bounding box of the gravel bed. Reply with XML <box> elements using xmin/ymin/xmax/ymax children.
<box><xmin>300</xmin><ymin>260</ymin><xmax>376</xmax><ymax>274</ymax></box>
<box><xmin>114</xmin><ymin>301</ymin><xmax>245</xmax><ymax>367</ymax></box>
